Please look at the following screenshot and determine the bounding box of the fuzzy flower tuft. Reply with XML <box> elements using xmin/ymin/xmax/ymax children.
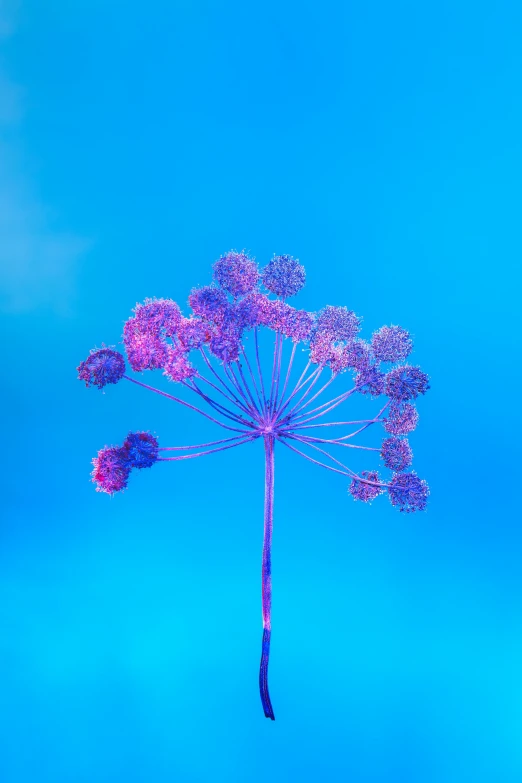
<box><xmin>134</xmin><ymin>298</ymin><xmax>181</xmax><ymax>337</ymax></box>
<box><xmin>188</xmin><ymin>286</ymin><xmax>228</xmax><ymax>324</ymax></box>
<box><xmin>380</xmin><ymin>436</ymin><xmax>413</xmax><ymax>471</ymax></box>
<box><xmin>77</xmin><ymin>347</ymin><xmax>126</xmax><ymax>389</ymax></box>
<box><xmin>177</xmin><ymin>317</ymin><xmax>210</xmax><ymax>350</ymax></box>
<box><xmin>383</xmin><ymin>401</ymin><xmax>419</xmax><ymax>435</ymax></box>
<box><xmin>91</xmin><ymin>446</ymin><xmax>130</xmax><ymax>494</ymax></box>
<box><xmin>213</xmin><ymin>250</ymin><xmax>259</xmax><ymax>297</ymax></box>
<box><xmin>371</xmin><ymin>325</ymin><xmax>413</xmax><ymax>363</ymax></box>
<box><xmin>261</xmin><ymin>255</ymin><xmax>306</xmax><ymax>299</ymax></box>
<box><xmin>349</xmin><ymin>471</ymin><xmax>384</xmax><ymax>503</ymax></box>
<box><xmin>123</xmin><ymin>319</ymin><xmax>168</xmax><ymax>372</ymax></box>
<box><xmin>316</xmin><ymin>306</ymin><xmax>361</xmax><ymax>342</ymax></box>
<box><xmin>163</xmin><ymin>347</ymin><xmax>196</xmax><ymax>382</ymax></box>
<box><xmin>123</xmin><ymin>431</ymin><xmax>159</xmax><ymax>469</ymax></box>
<box><xmin>388</xmin><ymin>471</ymin><xmax>429</xmax><ymax>513</ymax></box>
<box><xmin>309</xmin><ymin>332</ymin><xmax>335</xmax><ymax>365</ymax></box>
<box><xmin>385</xmin><ymin>365</ymin><xmax>430</xmax><ymax>401</ymax></box>
<box><xmin>355</xmin><ymin>364</ymin><xmax>385</xmax><ymax>396</ymax></box>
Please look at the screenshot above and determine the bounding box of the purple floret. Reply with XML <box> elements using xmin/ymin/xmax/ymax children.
<box><xmin>163</xmin><ymin>346</ymin><xmax>196</xmax><ymax>382</ymax></box>
<box><xmin>388</xmin><ymin>471</ymin><xmax>429</xmax><ymax>513</ymax></box>
<box><xmin>261</xmin><ymin>255</ymin><xmax>306</xmax><ymax>299</ymax></box>
<box><xmin>77</xmin><ymin>347</ymin><xmax>126</xmax><ymax>389</ymax></box>
<box><xmin>385</xmin><ymin>365</ymin><xmax>430</xmax><ymax>401</ymax></box>
<box><xmin>355</xmin><ymin>364</ymin><xmax>385</xmax><ymax>396</ymax></box>
<box><xmin>383</xmin><ymin>401</ymin><xmax>419</xmax><ymax>435</ymax></box>
<box><xmin>91</xmin><ymin>446</ymin><xmax>130</xmax><ymax>494</ymax></box>
<box><xmin>188</xmin><ymin>286</ymin><xmax>228</xmax><ymax>323</ymax></box>
<box><xmin>349</xmin><ymin>471</ymin><xmax>384</xmax><ymax>503</ymax></box>
<box><xmin>309</xmin><ymin>332</ymin><xmax>335</xmax><ymax>365</ymax></box>
<box><xmin>316</xmin><ymin>306</ymin><xmax>361</xmax><ymax>341</ymax></box>
<box><xmin>371</xmin><ymin>325</ymin><xmax>413</xmax><ymax>363</ymax></box>
<box><xmin>380</xmin><ymin>437</ymin><xmax>413</xmax><ymax>471</ymax></box>
<box><xmin>134</xmin><ymin>298</ymin><xmax>182</xmax><ymax>337</ymax></box>
<box><xmin>213</xmin><ymin>250</ymin><xmax>259</xmax><ymax>297</ymax></box>
<box><xmin>123</xmin><ymin>431</ymin><xmax>159</xmax><ymax>469</ymax></box>
<box><xmin>177</xmin><ymin>317</ymin><xmax>210</xmax><ymax>350</ymax></box>
<box><xmin>209</xmin><ymin>323</ymin><xmax>242</xmax><ymax>363</ymax></box>
<box><xmin>123</xmin><ymin>318</ymin><xmax>168</xmax><ymax>372</ymax></box>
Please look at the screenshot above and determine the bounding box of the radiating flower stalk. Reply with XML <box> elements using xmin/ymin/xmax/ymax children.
<box><xmin>77</xmin><ymin>250</ymin><xmax>430</xmax><ymax>720</ymax></box>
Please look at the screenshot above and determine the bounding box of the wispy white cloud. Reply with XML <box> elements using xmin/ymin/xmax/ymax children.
<box><xmin>0</xmin><ymin>5</ymin><xmax>89</xmax><ymax>314</ymax></box>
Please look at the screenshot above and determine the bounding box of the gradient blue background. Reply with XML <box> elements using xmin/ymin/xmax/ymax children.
<box><xmin>1</xmin><ymin>2</ymin><xmax>521</xmax><ymax>781</ymax></box>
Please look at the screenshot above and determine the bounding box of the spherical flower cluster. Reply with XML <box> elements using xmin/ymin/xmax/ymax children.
<box><xmin>309</xmin><ymin>332</ymin><xmax>335</xmax><ymax>365</ymax></box>
<box><xmin>385</xmin><ymin>365</ymin><xmax>430</xmax><ymax>401</ymax></box>
<box><xmin>388</xmin><ymin>471</ymin><xmax>430</xmax><ymax>513</ymax></box>
<box><xmin>349</xmin><ymin>471</ymin><xmax>384</xmax><ymax>503</ymax></box>
<box><xmin>213</xmin><ymin>250</ymin><xmax>259</xmax><ymax>297</ymax></box>
<box><xmin>355</xmin><ymin>363</ymin><xmax>385</xmax><ymax>396</ymax></box>
<box><xmin>380</xmin><ymin>436</ymin><xmax>413</xmax><ymax>471</ymax></box>
<box><xmin>261</xmin><ymin>255</ymin><xmax>306</xmax><ymax>299</ymax></box>
<box><xmin>371</xmin><ymin>325</ymin><xmax>413</xmax><ymax>363</ymax></box>
<box><xmin>270</xmin><ymin>301</ymin><xmax>315</xmax><ymax>342</ymax></box>
<box><xmin>91</xmin><ymin>446</ymin><xmax>131</xmax><ymax>494</ymax></box>
<box><xmin>163</xmin><ymin>346</ymin><xmax>196</xmax><ymax>382</ymax></box>
<box><xmin>177</xmin><ymin>317</ymin><xmax>210</xmax><ymax>350</ymax></box>
<box><xmin>77</xmin><ymin>347</ymin><xmax>126</xmax><ymax>389</ymax></box>
<box><xmin>123</xmin><ymin>431</ymin><xmax>159</xmax><ymax>469</ymax></box>
<box><xmin>383</xmin><ymin>401</ymin><xmax>419</xmax><ymax>435</ymax></box>
<box><xmin>134</xmin><ymin>298</ymin><xmax>181</xmax><ymax>337</ymax></box>
<box><xmin>123</xmin><ymin>319</ymin><xmax>168</xmax><ymax>372</ymax></box>
<box><xmin>209</xmin><ymin>323</ymin><xmax>242</xmax><ymax>363</ymax></box>
<box><xmin>316</xmin><ymin>306</ymin><xmax>361</xmax><ymax>341</ymax></box>
<box><xmin>188</xmin><ymin>286</ymin><xmax>228</xmax><ymax>323</ymax></box>
<box><xmin>330</xmin><ymin>339</ymin><xmax>371</xmax><ymax>375</ymax></box>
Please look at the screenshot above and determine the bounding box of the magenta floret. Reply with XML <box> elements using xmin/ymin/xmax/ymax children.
<box><xmin>123</xmin><ymin>318</ymin><xmax>168</xmax><ymax>371</ymax></box>
<box><xmin>388</xmin><ymin>471</ymin><xmax>429</xmax><ymax>512</ymax></box>
<box><xmin>134</xmin><ymin>298</ymin><xmax>181</xmax><ymax>336</ymax></box>
<box><xmin>213</xmin><ymin>250</ymin><xmax>259</xmax><ymax>297</ymax></box>
<box><xmin>188</xmin><ymin>286</ymin><xmax>228</xmax><ymax>323</ymax></box>
<box><xmin>380</xmin><ymin>436</ymin><xmax>413</xmax><ymax>471</ymax></box>
<box><xmin>349</xmin><ymin>471</ymin><xmax>384</xmax><ymax>503</ymax></box>
<box><xmin>178</xmin><ymin>317</ymin><xmax>210</xmax><ymax>350</ymax></box>
<box><xmin>163</xmin><ymin>346</ymin><xmax>196</xmax><ymax>382</ymax></box>
<box><xmin>77</xmin><ymin>347</ymin><xmax>126</xmax><ymax>389</ymax></box>
<box><xmin>123</xmin><ymin>431</ymin><xmax>159</xmax><ymax>469</ymax></box>
<box><xmin>383</xmin><ymin>401</ymin><xmax>419</xmax><ymax>435</ymax></box>
<box><xmin>309</xmin><ymin>332</ymin><xmax>335</xmax><ymax>365</ymax></box>
<box><xmin>316</xmin><ymin>306</ymin><xmax>361</xmax><ymax>341</ymax></box>
<box><xmin>371</xmin><ymin>325</ymin><xmax>413</xmax><ymax>363</ymax></box>
<box><xmin>261</xmin><ymin>255</ymin><xmax>306</xmax><ymax>299</ymax></box>
<box><xmin>385</xmin><ymin>365</ymin><xmax>430</xmax><ymax>401</ymax></box>
<box><xmin>91</xmin><ymin>446</ymin><xmax>130</xmax><ymax>494</ymax></box>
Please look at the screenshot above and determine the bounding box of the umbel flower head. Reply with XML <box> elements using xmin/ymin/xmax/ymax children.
<box><xmin>77</xmin><ymin>248</ymin><xmax>431</xmax><ymax>721</ymax></box>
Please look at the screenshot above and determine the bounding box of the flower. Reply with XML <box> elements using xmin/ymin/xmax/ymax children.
<box><xmin>213</xmin><ymin>250</ymin><xmax>259</xmax><ymax>297</ymax></box>
<box><xmin>380</xmin><ymin>436</ymin><xmax>413</xmax><ymax>471</ymax></box>
<box><xmin>188</xmin><ymin>285</ymin><xmax>228</xmax><ymax>323</ymax></box>
<box><xmin>309</xmin><ymin>332</ymin><xmax>335</xmax><ymax>365</ymax></box>
<box><xmin>77</xmin><ymin>347</ymin><xmax>126</xmax><ymax>389</ymax></box>
<box><xmin>177</xmin><ymin>317</ymin><xmax>210</xmax><ymax>350</ymax></box>
<box><xmin>315</xmin><ymin>306</ymin><xmax>361</xmax><ymax>341</ymax></box>
<box><xmin>388</xmin><ymin>471</ymin><xmax>430</xmax><ymax>512</ymax></box>
<box><xmin>123</xmin><ymin>318</ymin><xmax>168</xmax><ymax>372</ymax></box>
<box><xmin>385</xmin><ymin>365</ymin><xmax>430</xmax><ymax>401</ymax></box>
<box><xmin>355</xmin><ymin>364</ymin><xmax>385</xmax><ymax>396</ymax></box>
<box><xmin>91</xmin><ymin>446</ymin><xmax>130</xmax><ymax>494</ymax></box>
<box><xmin>371</xmin><ymin>325</ymin><xmax>413</xmax><ymax>363</ymax></box>
<box><xmin>261</xmin><ymin>255</ymin><xmax>306</xmax><ymax>298</ymax></box>
<box><xmin>134</xmin><ymin>298</ymin><xmax>181</xmax><ymax>336</ymax></box>
<box><xmin>383</xmin><ymin>401</ymin><xmax>419</xmax><ymax>435</ymax></box>
<box><xmin>349</xmin><ymin>471</ymin><xmax>384</xmax><ymax>503</ymax></box>
<box><xmin>123</xmin><ymin>431</ymin><xmax>159</xmax><ymax>469</ymax></box>
<box><xmin>163</xmin><ymin>346</ymin><xmax>196</xmax><ymax>382</ymax></box>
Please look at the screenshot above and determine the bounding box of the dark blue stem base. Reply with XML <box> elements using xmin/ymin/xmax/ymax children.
<box><xmin>259</xmin><ymin>628</ymin><xmax>275</xmax><ymax>720</ymax></box>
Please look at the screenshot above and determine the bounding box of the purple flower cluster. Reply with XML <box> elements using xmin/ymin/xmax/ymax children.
<box><xmin>371</xmin><ymin>325</ymin><xmax>413</xmax><ymax>363</ymax></box>
<box><xmin>77</xmin><ymin>347</ymin><xmax>125</xmax><ymax>389</ymax></box>
<box><xmin>380</xmin><ymin>436</ymin><xmax>413</xmax><ymax>471</ymax></box>
<box><xmin>383</xmin><ymin>401</ymin><xmax>419</xmax><ymax>435</ymax></box>
<box><xmin>213</xmin><ymin>250</ymin><xmax>259</xmax><ymax>297</ymax></box>
<box><xmin>92</xmin><ymin>431</ymin><xmax>159</xmax><ymax>494</ymax></box>
<box><xmin>349</xmin><ymin>471</ymin><xmax>384</xmax><ymax>503</ymax></box>
<box><xmin>388</xmin><ymin>471</ymin><xmax>430</xmax><ymax>513</ymax></box>
<box><xmin>385</xmin><ymin>365</ymin><xmax>430</xmax><ymax>401</ymax></box>
<box><xmin>262</xmin><ymin>255</ymin><xmax>306</xmax><ymax>299</ymax></box>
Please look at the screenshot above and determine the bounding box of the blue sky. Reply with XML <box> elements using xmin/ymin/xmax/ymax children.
<box><xmin>1</xmin><ymin>2</ymin><xmax>522</xmax><ymax>782</ymax></box>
